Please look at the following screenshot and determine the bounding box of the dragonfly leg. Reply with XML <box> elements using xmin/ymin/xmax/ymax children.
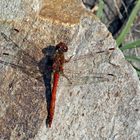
<box><xmin>60</xmin><ymin>72</ymin><xmax>72</xmax><ymax>84</ymax></box>
<box><xmin>65</xmin><ymin>55</ymin><xmax>73</xmax><ymax>63</ymax></box>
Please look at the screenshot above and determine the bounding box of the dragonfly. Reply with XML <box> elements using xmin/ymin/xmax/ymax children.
<box><xmin>0</xmin><ymin>32</ymin><xmax>115</xmax><ymax>128</ymax></box>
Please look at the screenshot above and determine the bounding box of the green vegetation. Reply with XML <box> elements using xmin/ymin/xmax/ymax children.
<box><xmin>116</xmin><ymin>0</ymin><xmax>140</xmax><ymax>46</ymax></box>
<box><xmin>97</xmin><ymin>0</ymin><xmax>104</xmax><ymax>18</ymax></box>
<box><xmin>97</xmin><ymin>0</ymin><xmax>140</xmax><ymax>76</ymax></box>
<box><xmin>120</xmin><ymin>40</ymin><xmax>140</xmax><ymax>51</ymax></box>
<box><xmin>125</xmin><ymin>56</ymin><xmax>140</xmax><ymax>76</ymax></box>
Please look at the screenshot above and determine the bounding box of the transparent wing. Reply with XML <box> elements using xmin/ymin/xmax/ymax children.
<box><xmin>0</xmin><ymin>32</ymin><xmax>40</xmax><ymax>65</ymax></box>
<box><xmin>0</xmin><ymin>59</ymin><xmax>43</xmax><ymax>82</ymax></box>
<box><xmin>60</xmin><ymin>46</ymin><xmax>116</xmax><ymax>86</ymax></box>
<box><xmin>0</xmin><ymin>32</ymin><xmax>116</xmax><ymax>86</ymax></box>
<box><xmin>65</xmin><ymin>48</ymin><xmax>115</xmax><ymax>63</ymax></box>
<box><xmin>60</xmin><ymin>70</ymin><xmax>116</xmax><ymax>86</ymax></box>
<box><xmin>0</xmin><ymin>32</ymin><xmax>43</xmax><ymax>82</ymax></box>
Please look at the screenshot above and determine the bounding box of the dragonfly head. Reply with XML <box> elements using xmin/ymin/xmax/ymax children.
<box><xmin>56</xmin><ymin>42</ymin><xmax>68</xmax><ymax>52</ymax></box>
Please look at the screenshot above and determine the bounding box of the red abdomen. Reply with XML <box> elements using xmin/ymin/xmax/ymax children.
<box><xmin>49</xmin><ymin>72</ymin><xmax>59</xmax><ymax>127</ymax></box>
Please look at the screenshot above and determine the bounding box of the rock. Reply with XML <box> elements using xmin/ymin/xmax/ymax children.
<box><xmin>0</xmin><ymin>0</ymin><xmax>140</xmax><ymax>140</ymax></box>
<box><xmin>82</xmin><ymin>0</ymin><xmax>97</xmax><ymax>9</ymax></box>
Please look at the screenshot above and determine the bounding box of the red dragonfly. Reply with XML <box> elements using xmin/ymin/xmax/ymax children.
<box><xmin>45</xmin><ymin>42</ymin><xmax>73</xmax><ymax>127</ymax></box>
<box><xmin>0</xmin><ymin>32</ymin><xmax>115</xmax><ymax>128</ymax></box>
<box><xmin>44</xmin><ymin>42</ymin><xmax>115</xmax><ymax>128</ymax></box>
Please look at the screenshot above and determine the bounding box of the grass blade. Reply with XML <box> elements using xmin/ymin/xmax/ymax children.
<box><xmin>116</xmin><ymin>0</ymin><xmax>140</xmax><ymax>46</ymax></box>
<box><xmin>137</xmin><ymin>71</ymin><xmax>140</xmax><ymax>76</ymax></box>
<box><xmin>120</xmin><ymin>39</ymin><xmax>140</xmax><ymax>50</ymax></box>
<box><xmin>97</xmin><ymin>0</ymin><xmax>104</xmax><ymax>18</ymax></box>
<box><xmin>132</xmin><ymin>65</ymin><xmax>140</xmax><ymax>76</ymax></box>
<box><xmin>125</xmin><ymin>55</ymin><xmax>140</xmax><ymax>62</ymax></box>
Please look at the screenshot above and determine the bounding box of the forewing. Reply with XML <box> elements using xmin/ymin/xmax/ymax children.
<box><xmin>59</xmin><ymin>47</ymin><xmax>116</xmax><ymax>86</ymax></box>
<box><xmin>0</xmin><ymin>33</ymin><xmax>42</xmax><ymax>82</ymax></box>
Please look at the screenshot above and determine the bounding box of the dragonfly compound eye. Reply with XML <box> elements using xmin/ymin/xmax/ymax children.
<box><xmin>56</xmin><ymin>42</ymin><xmax>68</xmax><ymax>52</ymax></box>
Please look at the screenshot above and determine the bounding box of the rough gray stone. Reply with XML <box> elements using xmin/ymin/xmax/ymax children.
<box><xmin>0</xmin><ymin>0</ymin><xmax>140</xmax><ymax>140</ymax></box>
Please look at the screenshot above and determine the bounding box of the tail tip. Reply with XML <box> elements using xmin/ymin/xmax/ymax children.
<box><xmin>46</xmin><ymin>118</ymin><xmax>52</xmax><ymax>128</ymax></box>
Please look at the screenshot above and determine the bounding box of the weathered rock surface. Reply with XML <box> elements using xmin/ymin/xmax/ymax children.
<box><xmin>0</xmin><ymin>0</ymin><xmax>140</xmax><ymax>140</ymax></box>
